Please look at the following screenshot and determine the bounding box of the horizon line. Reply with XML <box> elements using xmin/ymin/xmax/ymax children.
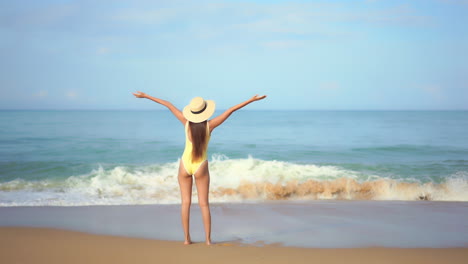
<box><xmin>1</xmin><ymin>108</ymin><xmax>467</xmax><ymax>111</ymax></box>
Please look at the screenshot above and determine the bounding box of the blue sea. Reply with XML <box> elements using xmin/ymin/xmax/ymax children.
<box><xmin>1</xmin><ymin>110</ymin><xmax>467</xmax><ymax>206</ymax></box>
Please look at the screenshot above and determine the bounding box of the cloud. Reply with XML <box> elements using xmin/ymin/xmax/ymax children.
<box><xmin>262</xmin><ymin>40</ymin><xmax>305</xmax><ymax>49</ymax></box>
<box><xmin>66</xmin><ymin>90</ymin><xmax>78</xmax><ymax>99</ymax></box>
<box><xmin>0</xmin><ymin>1</ymin><xmax>433</xmax><ymax>47</ymax></box>
<box><xmin>319</xmin><ymin>82</ymin><xmax>341</xmax><ymax>91</ymax></box>
<box><xmin>234</xmin><ymin>17</ymin><xmax>309</xmax><ymax>35</ymax></box>
<box><xmin>96</xmin><ymin>47</ymin><xmax>110</xmax><ymax>55</ymax></box>
<box><xmin>437</xmin><ymin>0</ymin><xmax>468</xmax><ymax>5</ymax></box>
<box><xmin>111</xmin><ymin>7</ymin><xmax>179</xmax><ymax>25</ymax></box>
<box><xmin>212</xmin><ymin>43</ymin><xmax>248</xmax><ymax>55</ymax></box>
<box><xmin>315</xmin><ymin>82</ymin><xmax>341</xmax><ymax>97</ymax></box>
<box><xmin>418</xmin><ymin>84</ymin><xmax>447</xmax><ymax>101</ymax></box>
<box><xmin>421</xmin><ymin>84</ymin><xmax>442</xmax><ymax>94</ymax></box>
<box><xmin>33</xmin><ymin>90</ymin><xmax>48</xmax><ymax>98</ymax></box>
<box><xmin>359</xmin><ymin>5</ymin><xmax>432</xmax><ymax>26</ymax></box>
<box><xmin>0</xmin><ymin>3</ymin><xmax>77</xmax><ymax>30</ymax></box>
<box><xmin>218</xmin><ymin>2</ymin><xmax>433</xmax><ymax>52</ymax></box>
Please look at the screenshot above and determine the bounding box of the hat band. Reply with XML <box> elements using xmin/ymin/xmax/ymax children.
<box><xmin>191</xmin><ymin>102</ymin><xmax>207</xmax><ymax>115</ymax></box>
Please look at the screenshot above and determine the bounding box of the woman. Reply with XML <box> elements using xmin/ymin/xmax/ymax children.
<box><xmin>132</xmin><ymin>92</ymin><xmax>267</xmax><ymax>245</ymax></box>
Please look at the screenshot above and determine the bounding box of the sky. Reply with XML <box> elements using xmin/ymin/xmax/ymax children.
<box><xmin>0</xmin><ymin>0</ymin><xmax>467</xmax><ymax>110</ymax></box>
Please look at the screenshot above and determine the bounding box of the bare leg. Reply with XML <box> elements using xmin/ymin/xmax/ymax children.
<box><xmin>178</xmin><ymin>159</ymin><xmax>193</xmax><ymax>245</ymax></box>
<box><xmin>194</xmin><ymin>161</ymin><xmax>212</xmax><ymax>245</ymax></box>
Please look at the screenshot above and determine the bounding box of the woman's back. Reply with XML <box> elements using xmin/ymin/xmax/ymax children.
<box><xmin>182</xmin><ymin>121</ymin><xmax>211</xmax><ymax>175</ymax></box>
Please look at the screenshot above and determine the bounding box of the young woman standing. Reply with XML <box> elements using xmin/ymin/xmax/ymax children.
<box><xmin>133</xmin><ymin>92</ymin><xmax>266</xmax><ymax>245</ymax></box>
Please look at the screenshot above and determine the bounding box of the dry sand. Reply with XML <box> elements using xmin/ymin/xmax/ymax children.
<box><xmin>1</xmin><ymin>227</ymin><xmax>467</xmax><ymax>264</ymax></box>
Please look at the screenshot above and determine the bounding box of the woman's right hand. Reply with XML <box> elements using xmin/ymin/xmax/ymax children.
<box><xmin>132</xmin><ymin>91</ymin><xmax>147</xmax><ymax>98</ymax></box>
<box><xmin>250</xmin><ymin>94</ymin><xmax>267</xmax><ymax>102</ymax></box>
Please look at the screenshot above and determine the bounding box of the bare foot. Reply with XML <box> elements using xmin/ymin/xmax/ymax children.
<box><xmin>206</xmin><ymin>240</ymin><xmax>212</xmax><ymax>245</ymax></box>
<box><xmin>184</xmin><ymin>240</ymin><xmax>192</xmax><ymax>245</ymax></box>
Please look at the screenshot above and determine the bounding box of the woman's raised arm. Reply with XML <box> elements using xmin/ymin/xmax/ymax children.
<box><xmin>133</xmin><ymin>91</ymin><xmax>187</xmax><ymax>125</ymax></box>
<box><xmin>209</xmin><ymin>95</ymin><xmax>266</xmax><ymax>132</ymax></box>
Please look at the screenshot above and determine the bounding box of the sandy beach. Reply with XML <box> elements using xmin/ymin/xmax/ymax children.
<box><xmin>1</xmin><ymin>201</ymin><xmax>467</xmax><ymax>263</ymax></box>
<box><xmin>1</xmin><ymin>226</ymin><xmax>467</xmax><ymax>264</ymax></box>
<box><xmin>2</xmin><ymin>201</ymin><xmax>467</xmax><ymax>247</ymax></box>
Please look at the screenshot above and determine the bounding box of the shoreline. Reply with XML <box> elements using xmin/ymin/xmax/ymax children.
<box><xmin>1</xmin><ymin>226</ymin><xmax>468</xmax><ymax>264</ymax></box>
<box><xmin>1</xmin><ymin>200</ymin><xmax>467</xmax><ymax>248</ymax></box>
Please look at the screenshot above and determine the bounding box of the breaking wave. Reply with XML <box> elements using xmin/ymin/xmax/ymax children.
<box><xmin>1</xmin><ymin>155</ymin><xmax>467</xmax><ymax>206</ymax></box>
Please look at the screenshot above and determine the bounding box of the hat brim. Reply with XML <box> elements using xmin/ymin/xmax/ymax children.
<box><xmin>183</xmin><ymin>100</ymin><xmax>216</xmax><ymax>123</ymax></box>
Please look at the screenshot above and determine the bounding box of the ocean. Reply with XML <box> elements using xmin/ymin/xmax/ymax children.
<box><xmin>1</xmin><ymin>110</ymin><xmax>467</xmax><ymax>206</ymax></box>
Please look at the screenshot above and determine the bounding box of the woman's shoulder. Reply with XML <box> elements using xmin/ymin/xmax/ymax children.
<box><xmin>207</xmin><ymin>120</ymin><xmax>213</xmax><ymax>134</ymax></box>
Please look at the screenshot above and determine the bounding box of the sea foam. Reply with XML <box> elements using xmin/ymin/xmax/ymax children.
<box><xmin>0</xmin><ymin>155</ymin><xmax>467</xmax><ymax>206</ymax></box>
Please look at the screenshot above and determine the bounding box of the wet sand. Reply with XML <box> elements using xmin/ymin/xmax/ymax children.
<box><xmin>1</xmin><ymin>226</ymin><xmax>467</xmax><ymax>264</ymax></box>
<box><xmin>1</xmin><ymin>201</ymin><xmax>467</xmax><ymax>248</ymax></box>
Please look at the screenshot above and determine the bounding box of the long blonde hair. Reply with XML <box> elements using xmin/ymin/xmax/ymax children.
<box><xmin>189</xmin><ymin>121</ymin><xmax>208</xmax><ymax>161</ymax></box>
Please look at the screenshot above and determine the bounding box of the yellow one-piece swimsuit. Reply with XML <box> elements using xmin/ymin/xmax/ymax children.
<box><xmin>181</xmin><ymin>121</ymin><xmax>211</xmax><ymax>175</ymax></box>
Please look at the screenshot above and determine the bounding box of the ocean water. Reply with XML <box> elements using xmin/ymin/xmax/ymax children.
<box><xmin>1</xmin><ymin>110</ymin><xmax>467</xmax><ymax>206</ymax></box>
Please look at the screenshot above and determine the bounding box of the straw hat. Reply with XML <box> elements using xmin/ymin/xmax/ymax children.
<box><xmin>183</xmin><ymin>97</ymin><xmax>216</xmax><ymax>123</ymax></box>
